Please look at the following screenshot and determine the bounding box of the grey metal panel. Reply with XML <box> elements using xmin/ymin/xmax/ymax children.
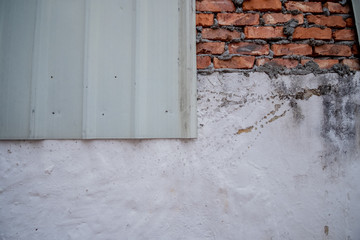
<box><xmin>40</xmin><ymin>0</ymin><xmax>86</xmax><ymax>138</ymax></box>
<box><xmin>0</xmin><ymin>0</ymin><xmax>37</xmax><ymax>139</ymax></box>
<box><xmin>0</xmin><ymin>0</ymin><xmax>196</xmax><ymax>139</ymax></box>
<box><xmin>134</xmin><ymin>0</ymin><xmax>181</xmax><ymax>138</ymax></box>
<box><xmin>353</xmin><ymin>0</ymin><xmax>360</xmax><ymax>43</ymax></box>
<box><xmin>85</xmin><ymin>0</ymin><xmax>136</xmax><ymax>138</ymax></box>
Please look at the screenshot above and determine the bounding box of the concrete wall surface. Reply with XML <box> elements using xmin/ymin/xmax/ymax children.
<box><xmin>1</xmin><ymin>72</ymin><xmax>360</xmax><ymax>240</ymax></box>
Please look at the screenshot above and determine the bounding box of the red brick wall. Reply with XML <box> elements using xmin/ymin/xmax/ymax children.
<box><xmin>196</xmin><ymin>0</ymin><xmax>360</xmax><ymax>71</ymax></box>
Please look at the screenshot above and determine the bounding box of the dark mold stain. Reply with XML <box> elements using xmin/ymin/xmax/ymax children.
<box><xmin>289</xmin><ymin>99</ymin><xmax>304</xmax><ymax>123</ymax></box>
<box><xmin>321</xmin><ymin>75</ymin><xmax>360</xmax><ymax>159</ymax></box>
<box><xmin>270</xmin><ymin>73</ymin><xmax>360</xmax><ymax>164</ymax></box>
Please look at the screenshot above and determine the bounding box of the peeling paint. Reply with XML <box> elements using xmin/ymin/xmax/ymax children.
<box><xmin>267</xmin><ymin>110</ymin><xmax>287</xmax><ymax>123</ymax></box>
<box><xmin>237</xmin><ymin>126</ymin><xmax>254</xmax><ymax>134</ymax></box>
<box><xmin>324</xmin><ymin>225</ymin><xmax>329</xmax><ymax>236</ymax></box>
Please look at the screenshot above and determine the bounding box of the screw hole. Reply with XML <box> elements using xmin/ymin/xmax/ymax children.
<box><xmin>52</xmin><ymin>112</ymin><xmax>55</xmax><ymax>115</ymax></box>
<box><xmin>50</xmin><ymin>76</ymin><xmax>53</xmax><ymax>79</ymax></box>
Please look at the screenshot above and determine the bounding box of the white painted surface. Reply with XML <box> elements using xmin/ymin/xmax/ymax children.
<box><xmin>0</xmin><ymin>72</ymin><xmax>359</xmax><ymax>239</ymax></box>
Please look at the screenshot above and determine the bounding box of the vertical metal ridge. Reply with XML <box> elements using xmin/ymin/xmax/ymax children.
<box><xmin>82</xmin><ymin>0</ymin><xmax>91</xmax><ymax>139</ymax></box>
<box><xmin>178</xmin><ymin>0</ymin><xmax>197</xmax><ymax>138</ymax></box>
<box><xmin>129</xmin><ymin>0</ymin><xmax>137</xmax><ymax>138</ymax></box>
<box><xmin>30</xmin><ymin>0</ymin><xmax>51</xmax><ymax>139</ymax></box>
<box><xmin>29</xmin><ymin>0</ymin><xmax>39</xmax><ymax>138</ymax></box>
<box><xmin>134</xmin><ymin>0</ymin><xmax>149</xmax><ymax>137</ymax></box>
<box><xmin>29</xmin><ymin>0</ymin><xmax>41</xmax><ymax>138</ymax></box>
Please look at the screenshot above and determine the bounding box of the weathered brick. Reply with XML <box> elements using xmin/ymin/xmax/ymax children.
<box><xmin>345</xmin><ymin>18</ymin><xmax>355</xmax><ymax>27</ymax></box>
<box><xmin>292</xmin><ymin>27</ymin><xmax>332</xmax><ymax>40</ymax></box>
<box><xmin>256</xmin><ymin>58</ymin><xmax>299</xmax><ymax>68</ymax></box>
<box><xmin>244</xmin><ymin>26</ymin><xmax>285</xmax><ymax>39</ymax></box>
<box><xmin>196</xmin><ymin>14</ymin><xmax>214</xmax><ymax>27</ymax></box>
<box><xmin>285</xmin><ymin>1</ymin><xmax>322</xmax><ymax>13</ymax></box>
<box><xmin>314</xmin><ymin>44</ymin><xmax>352</xmax><ymax>56</ymax></box>
<box><xmin>352</xmin><ymin>44</ymin><xmax>359</xmax><ymax>55</ymax></box>
<box><xmin>214</xmin><ymin>56</ymin><xmax>255</xmax><ymax>69</ymax></box>
<box><xmin>196</xmin><ymin>0</ymin><xmax>235</xmax><ymax>12</ymax></box>
<box><xmin>333</xmin><ymin>29</ymin><xmax>355</xmax><ymax>41</ymax></box>
<box><xmin>324</xmin><ymin>2</ymin><xmax>350</xmax><ymax>13</ymax></box>
<box><xmin>301</xmin><ymin>59</ymin><xmax>339</xmax><ymax>69</ymax></box>
<box><xmin>217</xmin><ymin>13</ymin><xmax>259</xmax><ymax>26</ymax></box>
<box><xmin>263</xmin><ymin>13</ymin><xmax>303</xmax><ymax>25</ymax></box>
<box><xmin>242</xmin><ymin>0</ymin><xmax>282</xmax><ymax>12</ymax></box>
<box><xmin>306</xmin><ymin>15</ymin><xmax>346</xmax><ymax>28</ymax></box>
<box><xmin>197</xmin><ymin>56</ymin><xmax>212</xmax><ymax>69</ymax></box>
<box><xmin>342</xmin><ymin>59</ymin><xmax>360</xmax><ymax>70</ymax></box>
<box><xmin>228</xmin><ymin>42</ymin><xmax>269</xmax><ymax>55</ymax></box>
<box><xmin>272</xmin><ymin>44</ymin><xmax>312</xmax><ymax>56</ymax></box>
<box><xmin>314</xmin><ymin>59</ymin><xmax>339</xmax><ymax>69</ymax></box>
<box><xmin>202</xmin><ymin>28</ymin><xmax>240</xmax><ymax>41</ymax></box>
<box><xmin>196</xmin><ymin>42</ymin><xmax>225</xmax><ymax>54</ymax></box>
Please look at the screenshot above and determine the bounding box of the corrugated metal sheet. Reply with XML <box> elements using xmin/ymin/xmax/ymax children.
<box><xmin>0</xmin><ymin>0</ymin><xmax>196</xmax><ymax>139</ymax></box>
<box><xmin>352</xmin><ymin>0</ymin><xmax>360</xmax><ymax>44</ymax></box>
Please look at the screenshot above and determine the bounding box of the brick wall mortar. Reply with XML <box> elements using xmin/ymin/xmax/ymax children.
<box><xmin>196</xmin><ymin>0</ymin><xmax>360</xmax><ymax>73</ymax></box>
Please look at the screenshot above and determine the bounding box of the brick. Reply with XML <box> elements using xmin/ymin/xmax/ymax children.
<box><xmin>263</xmin><ymin>13</ymin><xmax>304</xmax><ymax>25</ymax></box>
<box><xmin>292</xmin><ymin>27</ymin><xmax>332</xmax><ymax>40</ymax></box>
<box><xmin>244</xmin><ymin>26</ymin><xmax>285</xmax><ymax>39</ymax></box>
<box><xmin>228</xmin><ymin>42</ymin><xmax>269</xmax><ymax>55</ymax></box>
<box><xmin>242</xmin><ymin>0</ymin><xmax>282</xmax><ymax>12</ymax></box>
<box><xmin>301</xmin><ymin>59</ymin><xmax>339</xmax><ymax>69</ymax></box>
<box><xmin>271</xmin><ymin>59</ymin><xmax>299</xmax><ymax>68</ymax></box>
<box><xmin>197</xmin><ymin>56</ymin><xmax>212</xmax><ymax>69</ymax></box>
<box><xmin>272</xmin><ymin>44</ymin><xmax>312</xmax><ymax>56</ymax></box>
<box><xmin>202</xmin><ymin>28</ymin><xmax>240</xmax><ymax>41</ymax></box>
<box><xmin>196</xmin><ymin>0</ymin><xmax>235</xmax><ymax>12</ymax></box>
<box><xmin>342</xmin><ymin>59</ymin><xmax>360</xmax><ymax>70</ymax></box>
<box><xmin>306</xmin><ymin>15</ymin><xmax>346</xmax><ymax>28</ymax></box>
<box><xmin>217</xmin><ymin>13</ymin><xmax>259</xmax><ymax>26</ymax></box>
<box><xmin>285</xmin><ymin>1</ymin><xmax>322</xmax><ymax>13</ymax></box>
<box><xmin>345</xmin><ymin>18</ymin><xmax>355</xmax><ymax>27</ymax></box>
<box><xmin>324</xmin><ymin>2</ymin><xmax>350</xmax><ymax>14</ymax></box>
<box><xmin>314</xmin><ymin>44</ymin><xmax>352</xmax><ymax>56</ymax></box>
<box><xmin>196</xmin><ymin>14</ymin><xmax>214</xmax><ymax>27</ymax></box>
<box><xmin>214</xmin><ymin>56</ymin><xmax>255</xmax><ymax>69</ymax></box>
<box><xmin>196</xmin><ymin>42</ymin><xmax>225</xmax><ymax>54</ymax></box>
<box><xmin>256</xmin><ymin>58</ymin><xmax>299</xmax><ymax>68</ymax></box>
<box><xmin>352</xmin><ymin>44</ymin><xmax>359</xmax><ymax>55</ymax></box>
<box><xmin>333</xmin><ymin>29</ymin><xmax>355</xmax><ymax>41</ymax></box>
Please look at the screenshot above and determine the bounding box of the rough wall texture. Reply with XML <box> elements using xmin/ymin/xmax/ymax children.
<box><xmin>196</xmin><ymin>0</ymin><xmax>360</xmax><ymax>72</ymax></box>
<box><xmin>1</xmin><ymin>1</ymin><xmax>360</xmax><ymax>239</ymax></box>
<box><xmin>0</xmin><ymin>72</ymin><xmax>360</xmax><ymax>239</ymax></box>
